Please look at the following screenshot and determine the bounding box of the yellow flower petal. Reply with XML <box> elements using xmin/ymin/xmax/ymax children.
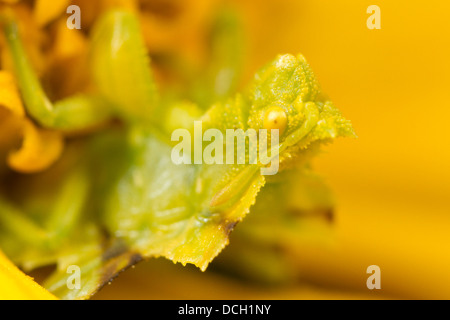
<box><xmin>7</xmin><ymin>119</ymin><xmax>64</xmax><ymax>173</ymax></box>
<box><xmin>0</xmin><ymin>71</ymin><xmax>64</xmax><ymax>173</ymax></box>
<box><xmin>0</xmin><ymin>71</ymin><xmax>24</xmax><ymax>117</ymax></box>
<box><xmin>33</xmin><ymin>0</ymin><xmax>70</xmax><ymax>27</ymax></box>
<box><xmin>0</xmin><ymin>249</ymin><xmax>57</xmax><ymax>300</ymax></box>
<box><xmin>101</xmin><ymin>0</ymin><xmax>138</xmax><ymax>12</ymax></box>
<box><xmin>51</xmin><ymin>18</ymin><xmax>87</xmax><ymax>62</ymax></box>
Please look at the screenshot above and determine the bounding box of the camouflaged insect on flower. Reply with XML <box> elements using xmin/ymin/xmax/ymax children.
<box><xmin>0</xmin><ymin>9</ymin><xmax>355</xmax><ymax>300</ymax></box>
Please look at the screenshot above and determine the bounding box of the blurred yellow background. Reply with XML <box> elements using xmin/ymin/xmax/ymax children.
<box><xmin>96</xmin><ymin>0</ymin><xmax>450</xmax><ymax>299</ymax></box>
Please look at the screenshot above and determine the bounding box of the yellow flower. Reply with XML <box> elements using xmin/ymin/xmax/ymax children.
<box><xmin>0</xmin><ymin>71</ymin><xmax>63</xmax><ymax>173</ymax></box>
<box><xmin>0</xmin><ymin>249</ymin><xmax>56</xmax><ymax>300</ymax></box>
<box><xmin>33</xmin><ymin>0</ymin><xmax>70</xmax><ymax>27</ymax></box>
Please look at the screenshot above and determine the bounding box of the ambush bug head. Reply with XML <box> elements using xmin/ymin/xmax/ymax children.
<box><xmin>246</xmin><ymin>54</ymin><xmax>322</xmax><ymax>145</ymax></box>
<box><xmin>245</xmin><ymin>54</ymin><xmax>355</xmax><ymax>171</ymax></box>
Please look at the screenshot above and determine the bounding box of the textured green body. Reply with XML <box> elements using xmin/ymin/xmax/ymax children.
<box><xmin>0</xmin><ymin>9</ymin><xmax>354</xmax><ymax>299</ymax></box>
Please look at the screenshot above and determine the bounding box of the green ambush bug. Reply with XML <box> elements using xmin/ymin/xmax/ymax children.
<box><xmin>0</xmin><ymin>9</ymin><xmax>355</xmax><ymax>299</ymax></box>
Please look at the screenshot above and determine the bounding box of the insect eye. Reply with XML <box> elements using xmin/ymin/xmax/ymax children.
<box><xmin>263</xmin><ymin>105</ymin><xmax>287</xmax><ymax>136</ymax></box>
